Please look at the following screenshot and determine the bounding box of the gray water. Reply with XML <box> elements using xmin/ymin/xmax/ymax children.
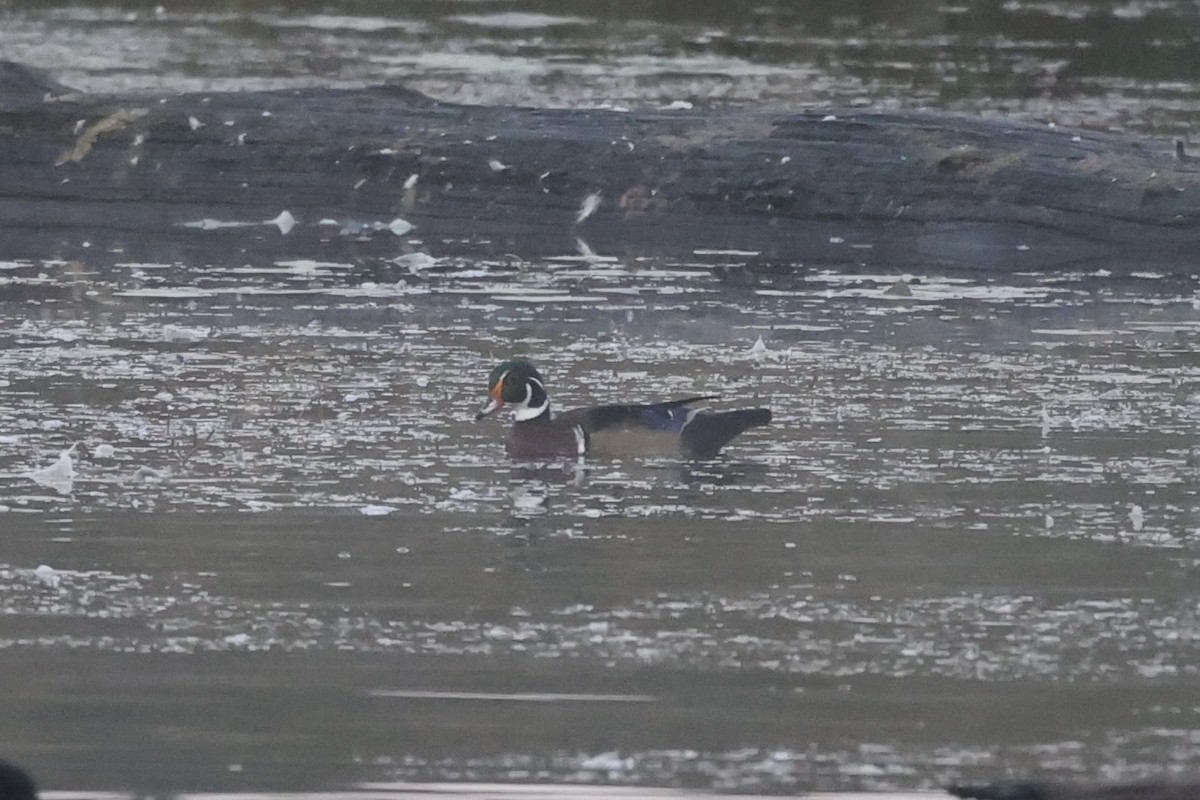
<box><xmin>3</xmin><ymin>259</ymin><xmax>1199</xmax><ymax>793</ymax></box>
<box><xmin>5</xmin><ymin>0</ymin><xmax>1200</xmax><ymax>133</ymax></box>
<box><xmin>3</xmin><ymin>0</ymin><xmax>1200</xmax><ymax>797</ymax></box>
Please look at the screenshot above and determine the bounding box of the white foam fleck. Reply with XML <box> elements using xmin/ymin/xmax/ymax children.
<box><xmin>389</xmin><ymin>217</ymin><xmax>415</xmax><ymax>236</ymax></box>
<box><xmin>129</xmin><ymin>467</ymin><xmax>169</xmax><ymax>483</ymax></box>
<box><xmin>28</xmin><ymin>446</ymin><xmax>76</xmax><ymax>495</ymax></box>
<box><xmin>113</xmin><ymin>287</ymin><xmax>216</xmax><ymax>298</ymax></box>
<box><xmin>159</xmin><ymin>325</ymin><xmax>209</xmax><ymax>342</ymax></box>
<box><xmin>34</xmin><ymin>564</ymin><xmax>61</xmax><ymax>589</ymax></box>
<box><xmin>693</xmin><ymin>249</ymin><xmax>761</xmax><ymax>256</ymax></box>
<box><xmin>392</xmin><ymin>252</ymin><xmax>438</xmax><ymax>272</ymax></box>
<box><xmin>266</xmin><ymin>210</ymin><xmax>297</xmax><ymax>234</ymax></box>
<box><xmin>274</xmin><ymin>260</ymin><xmax>354</xmax><ymax>273</ymax></box>
<box><xmin>182</xmin><ymin>218</ymin><xmax>253</xmax><ymax>230</ymax></box>
<box><xmin>1031</xmin><ymin>328</ymin><xmax>1126</xmax><ymax>336</ymax></box>
<box><xmin>575</xmin><ymin>191</ymin><xmax>601</xmax><ymax>224</ymax></box>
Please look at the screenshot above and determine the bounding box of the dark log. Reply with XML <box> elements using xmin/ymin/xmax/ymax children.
<box><xmin>1</xmin><ymin>60</ymin><xmax>1197</xmax><ymax>277</ymax></box>
<box><xmin>949</xmin><ymin>782</ymin><xmax>1200</xmax><ymax>800</ymax></box>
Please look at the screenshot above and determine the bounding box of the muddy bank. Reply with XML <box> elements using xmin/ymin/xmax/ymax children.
<box><xmin>1</xmin><ymin>60</ymin><xmax>1196</xmax><ymax>276</ymax></box>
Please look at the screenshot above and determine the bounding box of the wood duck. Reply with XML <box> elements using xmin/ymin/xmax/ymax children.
<box><xmin>475</xmin><ymin>358</ymin><xmax>771</xmax><ymax>459</ymax></box>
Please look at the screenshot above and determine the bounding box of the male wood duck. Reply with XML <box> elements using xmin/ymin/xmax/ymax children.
<box><xmin>475</xmin><ymin>358</ymin><xmax>771</xmax><ymax>459</ymax></box>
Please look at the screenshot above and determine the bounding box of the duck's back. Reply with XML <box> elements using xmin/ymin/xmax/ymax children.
<box><xmin>565</xmin><ymin>397</ymin><xmax>769</xmax><ymax>459</ymax></box>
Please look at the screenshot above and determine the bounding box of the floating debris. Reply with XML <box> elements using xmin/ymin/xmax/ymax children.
<box><xmin>360</xmin><ymin>505</ymin><xmax>397</xmax><ymax>516</ymax></box>
<box><xmin>333</xmin><ymin>218</ymin><xmax>414</xmax><ymax>237</ymax></box>
<box><xmin>33</xmin><ymin>564</ymin><xmax>61</xmax><ymax>589</ymax></box>
<box><xmin>266</xmin><ymin>210</ymin><xmax>296</xmax><ymax>234</ymax></box>
<box><xmin>693</xmin><ymin>248</ymin><xmax>761</xmax><ymax>257</ymax></box>
<box><xmin>543</xmin><ymin>238</ymin><xmax>619</xmax><ymax>264</ymax></box>
<box><xmin>182</xmin><ymin>211</ymin><xmax>296</xmax><ymax>234</ymax></box>
<box><xmin>576</xmin><ymin>191</ymin><xmax>602</xmax><ymax>224</ymax></box>
<box><xmin>28</xmin><ymin>445</ymin><xmax>76</xmax><ymax>495</ymax></box>
<box><xmin>392</xmin><ymin>252</ymin><xmax>439</xmax><ymax>273</ymax></box>
<box><xmin>338</xmin><ymin>221</ymin><xmax>373</xmax><ymax>236</ymax></box>
<box><xmin>575</xmin><ymin>237</ymin><xmax>617</xmax><ymax>264</ymax></box>
<box><xmin>130</xmin><ymin>466</ymin><xmax>170</xmax><ymax>483</ymax></box>
<box><xmin>55</xmin><ymin>107</ymin><xmax>149</xmax><ymax>165</ymax></box>
<box><xmin>182</xmin><ymin>218</ymin><xmax>253</xmax><ymax>231</ymax></box>
<box><xmin>488</xmin><ymin>159</ymin><xmax>510</xmax><ymax>172</ymax></box>
<box><xmin>389</xmin><ymin>217</ymin><xmax>414</xmax><ymax>236</ymax></box>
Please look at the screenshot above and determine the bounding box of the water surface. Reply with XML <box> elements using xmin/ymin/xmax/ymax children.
<box><xmin>5</xmin><ymin>0</ymin><xmax>1200</xmax><ymax>133</ymax></box>
<box><xmin>2</xmin><ymin>257</ymin><xmax>1199</xmax><ymax>793</ymax></box>
<box><xmin>3</xmin><ymin>0</ymin><xmax>1200</xmax><ymax>795</ymax></box>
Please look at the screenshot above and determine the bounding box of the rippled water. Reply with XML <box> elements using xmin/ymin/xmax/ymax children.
<box><xmin>2</xmin><ymin>254</ymin><xmax>1200</xmax><ymax>793</ymax></box>
<box><xmin>5</xmin><ymin>0</ymin><xmax>1200</xmax><ymax>133</ymax></box>
<box><xmin>4</xmin><ymin>0</ymin><xmax>1200</xmax><ymax>795</ymax></box>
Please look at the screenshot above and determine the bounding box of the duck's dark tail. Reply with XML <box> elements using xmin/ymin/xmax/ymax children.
<box><xmin>681</xmin><ymin>408</ymin><xmax>771</xmax><ymax>459</ymax></box>
<box><xmin>0</xmin><ymin>760</ymin><xmax>37</xmax><ymax>800</ymax></box>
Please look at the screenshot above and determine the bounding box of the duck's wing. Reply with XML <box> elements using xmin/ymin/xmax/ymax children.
<box><xmin>559</xmin><ymin>396</ymin><xmax>719</xmax><ymax>434</ymax></box>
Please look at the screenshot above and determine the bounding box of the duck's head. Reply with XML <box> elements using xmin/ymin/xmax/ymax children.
<box><xmin>475</xmin><ymin>358</ymin><xmax>549</xmax><ymax>421</ymax></box>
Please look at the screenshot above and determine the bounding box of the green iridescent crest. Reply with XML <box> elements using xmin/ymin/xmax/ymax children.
<box><xmin>487</xmin><ymin>358</ymin><xmax>541</xmax><ymax>390</ymax></box>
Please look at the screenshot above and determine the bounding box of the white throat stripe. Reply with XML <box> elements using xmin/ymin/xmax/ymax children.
<box><xmin>514</xmin><ymin>381</ymin><xmax>549</xmax><ymax>421</ymax></box>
